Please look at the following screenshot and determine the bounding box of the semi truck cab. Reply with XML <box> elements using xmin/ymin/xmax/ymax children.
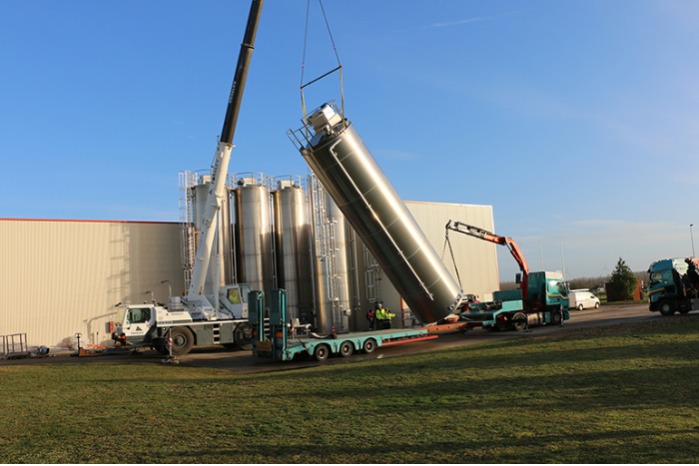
<box><xmin>647</xmin><ymin>257</ymin><xmax>699</xmax><ymax>315</ymax></box>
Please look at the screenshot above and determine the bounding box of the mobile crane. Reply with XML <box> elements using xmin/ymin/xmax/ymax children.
<box><xmin>111</xmin><ymin>0</ymin><xmax>264</xmax><ymax>356</ymax></box>
<box><xmin>445</xmin><ymin>220</ymin><xmax>570</xmax><ymax>331</ymax></box>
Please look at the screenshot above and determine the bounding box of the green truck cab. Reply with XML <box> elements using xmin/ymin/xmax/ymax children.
<box><xmin>647</xmin><ymin>257</ymin><xmax>699</xmax><ymax>315</ymax></box>
<box><xmin>461</xmin><ymin>271</ymin><xmax>570</xmax><ymax>331</ymax></box>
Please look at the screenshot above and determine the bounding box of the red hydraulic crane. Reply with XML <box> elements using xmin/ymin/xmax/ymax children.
<box><xmin>445</xmin><ymin>220</ymin><xmax>531</xmax><ymax>302</ymax></box>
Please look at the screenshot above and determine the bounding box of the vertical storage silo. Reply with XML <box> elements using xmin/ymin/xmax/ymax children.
<box><xmin>308</xmin><ymin>175</ymin><xmax>352</xmax><ymax>333</ymax></box>
<box><xmin>187</xmin><ymin>173</ymin><xmax>226</xmax><ymax>296</ymax></box>
<box><xmin>272</xmin><ymin>176</ymin><xmax>313</xmax><ymax>324</ymax></box>
<box><xmin>233</xmin><ymin>173</ymin><xmax>275</xmax><ymax>295</ymax></box>
<box><xmin>291</xmin><ymin>103</ymin><xmax>463</xmax><ymax>324</ymax></box>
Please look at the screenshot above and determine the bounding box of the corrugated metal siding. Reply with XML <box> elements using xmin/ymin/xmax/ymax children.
<box><xmin>1</xmin><ymin>201</ymin><xmax>498</xmax><ymax>343</ymax></box>
<box><xmin>0</xmin><ymin>220</ymin><xmax>184</xmax><ymax>348</ymax></box>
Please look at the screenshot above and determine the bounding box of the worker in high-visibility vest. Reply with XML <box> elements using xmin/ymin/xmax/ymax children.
<box><xmin>374</xmin><ymin>302</ymin><xmax>396</xmax><ymax>330</ymax></box>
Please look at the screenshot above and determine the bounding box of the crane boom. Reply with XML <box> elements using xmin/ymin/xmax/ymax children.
<box><xmin>188</xmin><ymin>0</ymin><xmax>264</xmax><ymax>299</ymax></box>
<box><xmin>445</xmin><ymin>220</ymin><xmax>530</xmax><ymax>301</ymax></box>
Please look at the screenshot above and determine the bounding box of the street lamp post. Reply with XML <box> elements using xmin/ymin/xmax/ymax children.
<box><xmin>691</xmin><ymin>224</ymin><xmax>696</xmax><ymax>257</ymax></box>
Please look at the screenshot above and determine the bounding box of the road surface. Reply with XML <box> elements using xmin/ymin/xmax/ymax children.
<box><xmin>1</xmin><ymin>303</ymin><xmax>683</xmax><ymax>373</ymax></box>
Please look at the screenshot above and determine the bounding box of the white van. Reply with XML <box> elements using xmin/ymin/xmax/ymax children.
<box><xmin>569</xmin><ymin>290</ymin><xmax>601</xmax><ymax>310</ymax></box>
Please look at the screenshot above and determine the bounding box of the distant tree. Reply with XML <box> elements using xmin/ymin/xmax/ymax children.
<box><xmin>606</xmin><ymin>257</ymin><xmax>638</xmax><ymax>301</ymax></box>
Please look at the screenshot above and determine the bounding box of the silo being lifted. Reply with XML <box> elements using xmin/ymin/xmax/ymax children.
<box><xmin>290</xmin><ymin>103</ymin><xmax>463</xmax><ymax>324</ymax></box>
<box><xmin>272</xmin><ymin>176</ymin><xmax>313</xmax><ymax>325</ymax></box>
<box><xmin>233</xmin><ymin>173</ymin><xmax>275</xmax><ymax>295</ymax></box>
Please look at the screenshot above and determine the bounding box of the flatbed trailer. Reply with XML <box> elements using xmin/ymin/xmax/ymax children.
<box><xmin>248</xmin><ymin>290</ymin><xmax>469</xmax><ymax>362</ymax></box>
<box><xmin>256</xmin><ymin>327</ymin><xmax>438</xmax><ymax>362</ymax></box>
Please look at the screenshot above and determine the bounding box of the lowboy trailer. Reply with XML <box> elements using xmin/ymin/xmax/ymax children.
<box><xmin>249</xmin><ymin>290</ymin><xmax>468</xmax><ymax>362</ymax></box>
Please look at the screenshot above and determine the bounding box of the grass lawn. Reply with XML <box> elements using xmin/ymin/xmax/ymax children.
<box><xmin>1</xmin><ymin>316</ymin><xmax>698</xmax><ymax>463</ymax></box>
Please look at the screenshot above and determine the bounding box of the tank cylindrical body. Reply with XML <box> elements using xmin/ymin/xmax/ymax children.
<box><xmin>297</xmin><ymin>104</ymin><xmax>463</xmax><ymax>324</ymax></box>
<box><xmin>273</xmin><ymin>180</ymin><xmax>313</xmax><ymax>324</ymax></box>
<box><xmin>308</xmin><ymin>186</ymin><xmax>353</xmax><ymax>334</ymax></box>
<box><xmin>325</xmin><ymin>195</ymin><xmax>352</xmax><ymax>332</ymax></box>
<box><xmin>234</xmin><ymin>175</ymin><xmax>275</xmax><ymax>295</ymax></box>
<box><xmin>190</xmin><ymin>177</ymin><xmax>234</xmax><ymax>292</ymax></box>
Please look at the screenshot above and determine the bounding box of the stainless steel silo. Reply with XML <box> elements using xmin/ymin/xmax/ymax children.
<box><xmin>308</xmin><ymin>175</ymin><xmax>352</xmax><ymax>333</ymax></box>
<box><xmin>187</xmin><ymin>174</ymin><xmax>224</xmax><ymax>296</ymax></box>
<box><xmin>291</xmin><ymin>103</ymin><xmax>463</xmax><ymax>324</ymax></box>
<box><xmin>233</xmin><ymin>173</ymin><xmax>275</xmax><ymax>295</ymax></box>
<box><xmin>179</xmin><ymin>172</ymin><xmax>236</xmax><ymax>295</ymax></box>
<box><xmin>272</xmin><ymin>177</ymin><xmax>313</xmax><ymax>324</ymax></box>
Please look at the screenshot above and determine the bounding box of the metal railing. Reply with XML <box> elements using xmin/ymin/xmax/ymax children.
<box><xmin>1</xmin><ymin>333</ymin><xmax>29</xmax><ymax>358</ymax></box>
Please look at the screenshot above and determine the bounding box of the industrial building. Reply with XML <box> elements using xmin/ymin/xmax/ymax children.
<box><xmin>0</xmin><ymin>173</ymin><xmax>498</xmax><ymax>350</ymax></box>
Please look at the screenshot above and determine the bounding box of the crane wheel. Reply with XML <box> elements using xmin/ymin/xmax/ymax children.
<box><xmin>234</xmin><ymin>323</ymin><xmax>254</xmax><ymax>350</ymax></box>
<box><xmin>170</xmin><ymin>327</ymin><xmax>195</xmax><ymax>355</ymax></box>
<box><xmin>153</xmin><ymin>340</ymin><xmax>170</xmax><ymax>355</ymax></box>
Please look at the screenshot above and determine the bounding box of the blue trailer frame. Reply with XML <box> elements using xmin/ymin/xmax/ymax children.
<box><xmin>248</xmin><ymin>290</ymin><xmax>438</xmax><ymax>362</ymax></box>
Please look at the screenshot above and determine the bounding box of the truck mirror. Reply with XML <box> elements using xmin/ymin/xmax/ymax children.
<box><xmin>515</xmin><ymin>273</ymin><xmax>522</xmax><ymax>284</ymax></box>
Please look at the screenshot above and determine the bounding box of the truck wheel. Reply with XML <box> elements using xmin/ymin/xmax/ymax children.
<box><xmin>512</xmin><ymin>313</ymin><xmax>527</xmax><ymax>332</ymax></box>
<box><xmin>659</xmin><ymin>302</ymin><xmax>675</xmax><ymax>316</ymax></box>
<box><xmin>171</xmin><ymin>327</ymin><xmax>195</xmax><ymax>355</ymax></box>
<box><xmin>551</xmin><ymin>310</ymin><xmax>562</xmax><ymax>326</ymax></box>
<box><xmin>234</xmin><ymin>323</ymin><xmax>254</xmax><ymax>350</ymax></box>
<box><xmin>339</xmin><ymin>341</ymin><xmax>354</xmax><ymax>357</ymax></box>
<box><xmin>577</xmin><ymin>304</ymin><xmax>584</xmax><ymax>311</ymax></box>
<box><xmin>314</xmin><ymin>344</ymin><xmax>331</xmax><ymax>361</ymax></box>
<box><xmin>362</xmin><ymin>338</ymin><xmax>377</xmax><ymax>354</ymax></box>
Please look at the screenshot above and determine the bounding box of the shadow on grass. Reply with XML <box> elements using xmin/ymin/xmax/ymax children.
<box><xmin>140</xmin><ymin>425</ymin><xmax>699</xmax><ymax>464</ymax></box>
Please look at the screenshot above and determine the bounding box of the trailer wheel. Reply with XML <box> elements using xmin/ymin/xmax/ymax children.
<box><xmin>170</xmin><ymin>327</ymin><xmax>195</xmax><ymax>355</ymax></box>
<box><xmin>339</xmin><ymin>341</ymin><xmax>354</xmax><ymax>357</ymax></box>
<box><xmin>234</xmin><ymin>323</ymin><xmax>254</xmax><ymax>350</ymax></box>
<box><xmin>362</xmin><ymin>338</ymin><xmax>377</xmax><ymax>354</ymax></box>
<box><xmin>659</xmin><ymin>302</ymin><xmax>675</xmax><ymax>316</ymax></box>
<box><xmin>314</xmin><ymin>344</ymin><xmax>331</xmax><ymax>361</ymax></box>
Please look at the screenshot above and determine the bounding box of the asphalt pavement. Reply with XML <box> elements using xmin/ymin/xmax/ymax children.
<box><xmin>2</xmin><ymin>303</ymin><xmax>670</xmax><ymax>374</ymax></box>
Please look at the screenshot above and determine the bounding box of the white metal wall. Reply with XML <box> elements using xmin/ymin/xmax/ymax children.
<box><xmin>0</xmin><ymin>219</ymin><xmax>184</xmax><ymax>348</ymax></box>
<box><xmin>407</xmin><ymin>200</ymin><xmax>499</xmax><ymax>301</ymax></box>
<box><xmin>0</xmin><ymin>201</ymin><xmax>497</xmax><ymax>346</ymax></box>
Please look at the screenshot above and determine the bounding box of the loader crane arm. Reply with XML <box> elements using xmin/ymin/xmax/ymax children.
<box><xmin>445</xmin><ymin>220</ymin><xmax>530</xmax><ymax>301</ymax></box>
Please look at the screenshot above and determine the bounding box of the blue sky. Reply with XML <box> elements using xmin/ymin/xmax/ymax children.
<box><xmin>2</xmin><ymin>0</ymin><xmax>698</xmax><ymax>281</ymax></box>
